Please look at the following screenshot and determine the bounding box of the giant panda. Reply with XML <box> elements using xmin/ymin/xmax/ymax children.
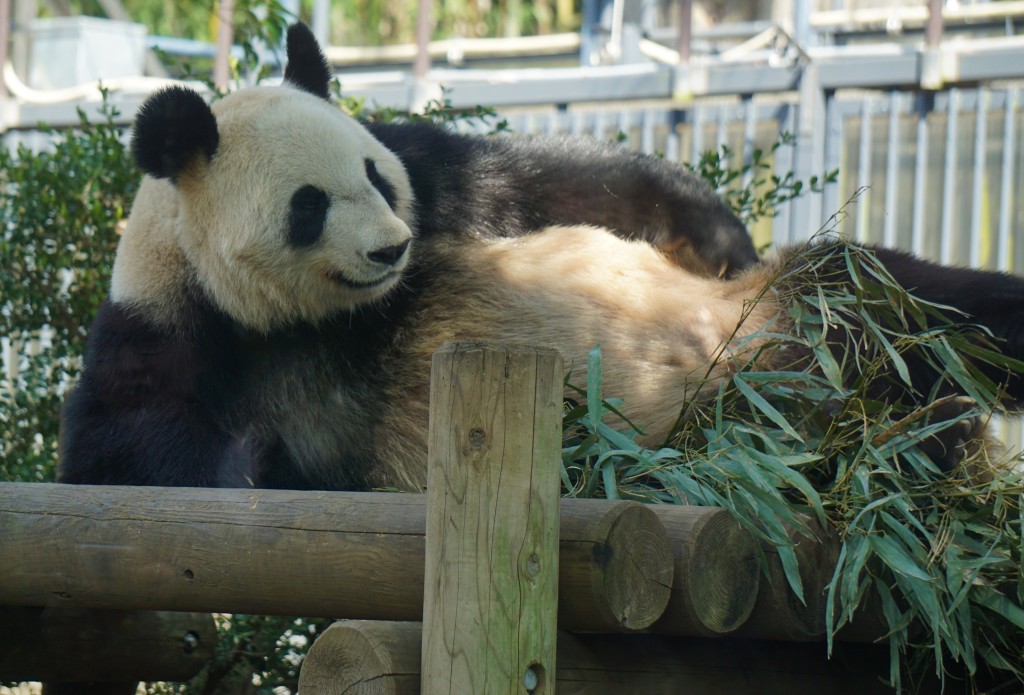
<box><xmin>58</xmin><ymin>23</ymin><xmax>1024</xmax><ymax>492</ymax></box>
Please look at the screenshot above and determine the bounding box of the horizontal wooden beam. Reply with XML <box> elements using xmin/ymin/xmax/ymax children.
<box><xmin>299</xmin><ymin>620</ymin><xmax>900</xmax><ymax>694</ymax></box>
<box><xmin>0</xmin><ymin>483</ymin><xmax>673</xmax><ymax>633</ymax></box>
<box><xmin>0</xmin><ymin>606</ymin><xmax>214</xmax><ymax>682</ymax></box>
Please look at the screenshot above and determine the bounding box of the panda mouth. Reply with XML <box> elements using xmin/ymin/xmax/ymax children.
<box><xmin>328</xmin><ymin>270</ymin><xmax>399</xmax><ymax>290</ymax></box>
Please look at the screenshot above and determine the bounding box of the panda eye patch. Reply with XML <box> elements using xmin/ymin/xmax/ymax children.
<box><xmin>365</xmin><ymin>159</ymin><xmax>397</xmax><ymax>211</ymax></box>
<box><xmin>288</xmin><ymin>185</ymin><xmax>330</xmax><ymax>248</ymax></box>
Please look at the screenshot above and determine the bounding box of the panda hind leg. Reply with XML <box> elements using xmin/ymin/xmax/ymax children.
<box><xmin>915</xmin><ymin>396</ymin><xmax>998</xmax><ymax>480</ymax></box>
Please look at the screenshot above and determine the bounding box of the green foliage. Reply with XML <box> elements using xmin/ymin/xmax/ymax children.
<box><xmin>563</xmin><ymin>240</ymin><xmax>1024</xmax><ymax>692</ymax></box>
<box><xmin>49</xmin><ymin>0</ymin><xmax>579</xmax><ymax>51</ymax></box>
<box><xmin>338</xmin><ymin>85</ymin><xmax>510</xmax><ymax>134</ymax></box>
<box><xmin>686</xmin><ymin>132</ymin><xmax>839</xmax><ymax>227</ymax></box>
<box><xmin>0</xmin><ymin>93</ymin><xmax>137</xmax><ymax>483</ymax></box>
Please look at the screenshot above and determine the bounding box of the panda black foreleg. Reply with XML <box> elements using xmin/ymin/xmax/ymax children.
<box><xmin>866</xmin><ymin>246</ymin><xmax>1024</xmax><ymax>406</ymax></box>
<box><xmin>58</xmin><ymin>301</ymin><xmax>253</xmax><ymax>488</ymax></box>
<box><xmin>58</xmin><ymin>384</ymin><xmax>251</xmax><ymax>487</ymax></box>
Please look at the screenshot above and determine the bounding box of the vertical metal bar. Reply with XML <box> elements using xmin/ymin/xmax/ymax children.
<box><xmin>11</xmin><ymin>0</ymin><xmax>33</xmax><ymax>81</ymax></box>
<box><xmin>523</xmin><ymin>111</ymin><xmax>538</xmax><ymax>135</ymax></box>
<box><xmin>742</xmin><ymin>96</ymin><xmax>757</xmax><ymax>190</ymax></box>
<box><xmin>970</xmin><ymin>88</ymin><xmax>988</xmax><ymax>268</ymax></box>
<box><xmin>715</xmin><ymin>104</ymin><xmax>728</xmax><ymax>155</ymax></box>
<box><xmin>940</xmin><ymin>88</ymin><xmax>959</xmax><ymax>265</ymax></box>
<box><xmin>311</xmin><ymin>0</ymin><xmax>330</xmax><ymax>46</ymax></box>
<box><xmin>822</xmin><ymin>92</ymin><xmax>842</xmax><ymax>230</ymax></box>
<box><xmin>664</xmin><ymin>111</ymin><xmax>681</xmax><ymax>163</ymax></box>
<box><xmin>925</xmin><ymin>0</ymin><xmax>944</xmax><ymax>49</ymax></box>
<box><xmin>593</xmin><ymin>108</ymin><xmax>607</xmax><ymax>141</ymax></box>
<box><xmin>856</xmin><ymin>96</ymin><xmax>873</xmax><ymax>243</ymax></box>
<box><xmin>883</xmin><ymin>90</ymin><xmax>901</xmax><ymax>248</ymax></box>
<box><xmin>690</xmin><ymin>106</ymin><xmax>704</xmax><ymax>164</ymax></box>
<box><xmin>641</xmin><ymin>109</ymin><xmax>655</xmax><ymax>155</ymax></box>
<box><xmin>773</xmin><ymin>104</ymin><xmax>796</xmax><ymax>247</ymax></box>
<box><xmin>911</xmin><ymin>92</ymin><xmax>930</xmax><ymax>258</ymax></box>
<box><xmin>998</xmin><ymin>88</ymin><xmax>1018</xmax><ymax>272</ymax></box>
<box><xmin>571</xmin><ymin>109</ymin><xmax>585</xmax><ymax>137</ymax></box>
<box><xmin>791</xmin><ymin>64</ymin><xmax>826</xmax><ymax>241</ymax></box>
<box><xmin>545</xmin><ymin>110</ymin><xmax>560</xmax><ymax>135</ymax></box>
<box><xmin>793</xmin><ymin>0</ymin><xmax>812</xmax><ymax>47</ymax></box>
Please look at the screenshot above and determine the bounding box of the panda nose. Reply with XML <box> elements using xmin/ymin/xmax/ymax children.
<box><xmin>367</xmin><ymin>239</ymin><xmax>410</xmax><ymax>266</ymax></box>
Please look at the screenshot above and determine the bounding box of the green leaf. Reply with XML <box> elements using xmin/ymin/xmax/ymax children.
<box><xmin>870</xmin><ymin>535</ymin><xmax>934</xmax><ymax>582</ymax></box>
<box><xmin>732</xmin><ymin>374</ymin><xmax>804</xmax><ymax>442</ymax></box>
<box><xmin>974</xmin><ymin>586</ymin><xmax>1024</xmax><ymax>631</ymax></box>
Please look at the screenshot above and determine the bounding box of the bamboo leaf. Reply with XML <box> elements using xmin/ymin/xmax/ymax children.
<box><xmin>975</xmin><ymin>586</ymin><xmax>1024</xmax><ymax>631</ymax></box>
<box><xmin>732</xmin><ymin>374</ymin><xmax>804</xmax><ymax>442</ymax></box>
<box><xmin>870</xmin><ymin>535</ymin><xmax>934</xmax><ymax>582</ymax></box>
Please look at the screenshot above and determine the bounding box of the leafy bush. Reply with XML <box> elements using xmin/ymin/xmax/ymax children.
<box><xmin>0</xmin><ymin>95</ymin><xmax>137</xmax><ymax>483</ymax></box>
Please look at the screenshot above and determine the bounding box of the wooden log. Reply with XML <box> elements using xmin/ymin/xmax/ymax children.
<box><xmin>0</xmin><ymin>605</ymin><xmax>214</xmax><ymax>681</ymax></box>
<box><xmin>299</xmin><ymin>620</ymin><xmax>899</xmax><ymax>694</ymax></box>
<box><xmin>299</xmin><ymin>621</ymin><xmax>421</xmax><ymax>694</ymax></box>
<box><xmin>737</xmin><ymin>520</ymin><xmax>839</xmax><ymax>641</ymax></box>
<box><xmin>649</xmin><ymin>505</ymin><xmax>759</xmax><ymax>636</ymax></box>
<box><xmin>421</xmin><ymin>343</ymin><xmax>562</xmax><ymax>694</ymax></box>
<box><xmin>0</xmin><ymin>484</ymin><xmax>670</xmax><ymax>632</ymax></box>
<box><xmin>557</xmin><ymin>498</ymin><xmax>672</xmax><ymax>632</ymax></box>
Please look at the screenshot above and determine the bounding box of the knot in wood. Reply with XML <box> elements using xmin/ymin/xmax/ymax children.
<box><xmin>525</xmin><ymin>553</ymin><xmax>542</xmax><ymax>579</ymax></box>
<box><xmin>182</xmin><ymin>630</ymin><xmax>200</xmax><ymax>654</ymax></box>
<box><xmin>468</xmin><ymin>428</ymin><xmax>487</xmax><ymax>448</ymax></box>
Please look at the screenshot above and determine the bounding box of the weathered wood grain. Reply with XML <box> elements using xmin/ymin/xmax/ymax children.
<box><xmin>421</xmin><ymin>342</ymin><xmax>563</xmax><ymax>694</ymax></box>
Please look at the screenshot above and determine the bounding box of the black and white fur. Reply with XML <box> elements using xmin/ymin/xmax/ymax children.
<box><xmin>59</xmin><ymin>24</ymin><xmax>1024</xmax><ymax>492</ymax></box>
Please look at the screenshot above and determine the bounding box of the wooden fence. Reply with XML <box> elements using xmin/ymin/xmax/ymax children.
<box><xmin>0</xmin><ymin>343</ymin><xmax>894</xmax><ymax>693</ymax></box>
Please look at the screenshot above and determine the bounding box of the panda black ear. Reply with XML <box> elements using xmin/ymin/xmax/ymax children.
<box><xmin>132</xmin><ymin>86</ymin><xmax>218</xmax><ymax>182</ymax></box>
<box><xmin>284</xmin><ymin>22</ymin><xmax>332</xmax><ymax>100</ymax></box>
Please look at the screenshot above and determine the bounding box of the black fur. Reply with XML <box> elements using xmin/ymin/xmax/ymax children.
<box><xmin>283</xmin><ymin>22</ymin><xmax>333</xmax><ymax>100</ymax></box>
<box><xmin>860</xmin><ymin>246</ymin><xmax>1024</xmax><ymax>405</ymax></box>
<box><xmin>365</xmin><ymin>158</ymin><xmax>397</xmax><ymax>210</ymax></box>
<box><xmin>287</xmin><ymin>184</ymin><xmax>330</xmax><ymax>247</ymax></box>
<box><xmin>131</xmin><ymin>86</ymin><xmax>218</xmax><ymax>181</ymax></box>
<box><xmin>60</xmin><ymin>291</ymin><xmax>403</xmax><ymax>490</ymax></box>
<box><xmin>365</xmin><ymin>120</ymin><xmax>759</xmax><ymax>277</ymax></box>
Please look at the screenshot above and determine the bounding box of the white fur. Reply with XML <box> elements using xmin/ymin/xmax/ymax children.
<box><xmin>113</xmin><ymin>83</ymin><xmax>415</xmax><ymax>332</ymax></box>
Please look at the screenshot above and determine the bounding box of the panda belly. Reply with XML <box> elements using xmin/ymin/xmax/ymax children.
<box><xmin>454</xmin><ymin>226</ymin><xmax>780</xmax><ymax>444</ymax></box>
<box><xmin>362</xmin><ymin>226</ymin><xmax>781</xmax><ymax>490</ymax></box>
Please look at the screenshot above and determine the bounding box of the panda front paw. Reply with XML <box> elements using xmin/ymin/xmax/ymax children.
<box><xmin>917</xmin><ymin>396</ymin><xmax>985</xmax><ymax>474</ymax></box>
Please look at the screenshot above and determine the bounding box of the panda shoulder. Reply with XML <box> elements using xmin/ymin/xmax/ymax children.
<box><xmin>109</xmin><ymin>176</ymin><xmax>192</xmax><ymax>327</ymax></box>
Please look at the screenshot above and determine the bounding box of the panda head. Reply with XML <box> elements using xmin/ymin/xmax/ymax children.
<box><xmin>127</xmin><ymin>23</ymin><xmax>414</xmax><ymax>332</ymax></box>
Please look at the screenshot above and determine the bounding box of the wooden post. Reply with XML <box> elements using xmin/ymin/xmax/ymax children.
<box><xmin>0</xmin><ymin>484</ymin><xmax>668</xmax><ymax>632</ymax></box>
<box><xmin>422</xmin><ymin>343</ymin><xmax>562</xmax><ymax>694</ymax></box>
<box><xmin>300</xmin><ymin>620</ymin><xmax>900</xmax><ymax>694</ymax></box>
<box><xmin>650</xmin><ymin>505</ymin><xmax>759</xmax><ymax>636</ymax></box>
